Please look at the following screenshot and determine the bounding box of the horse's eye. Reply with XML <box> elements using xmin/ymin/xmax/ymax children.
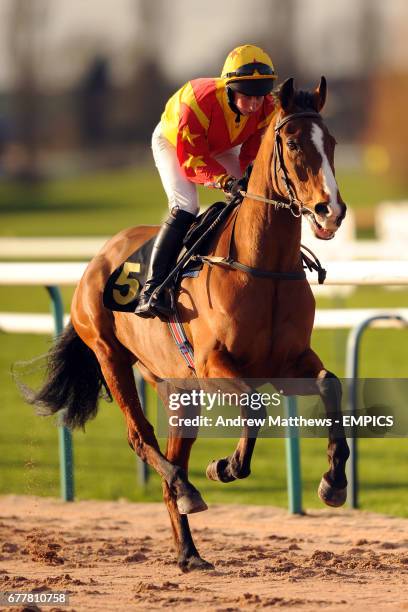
<box><xmin>287</xmin><ymin>140</ymin><xmax>299</xmax><ymax>151</ymax></box>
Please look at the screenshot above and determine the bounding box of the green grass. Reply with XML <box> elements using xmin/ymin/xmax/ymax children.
<box><xmin>336</xmin><ymin>169</ymin><xmax>407</xmax><ymax>209</ymax></box>
<box><xmin>1</xmin><ymin>342</ymin><xmax>408</xmax><ymax>517</ymax></box>
<box><xmin>0</xmin><ymin>167</ymin><xmax>216</xmax><ymax>237</ymax></box>
<box><xmin>1</xmin><ymin>166</ymin><xmax>406</xmax><ymax>237</ymax></box>
<box><xmin>0</xmin><ymin>166</ymin><xmax>407</xmax><ymax>516</ymax></box>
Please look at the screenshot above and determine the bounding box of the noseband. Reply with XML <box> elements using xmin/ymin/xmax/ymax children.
<box><xmin>243</xmin><ymin>111</ymin><xmax>322</xmax><ymax>217</ymax></box>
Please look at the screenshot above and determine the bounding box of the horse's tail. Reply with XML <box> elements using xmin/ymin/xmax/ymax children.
<box><xmin>18</xmin><ymin>322</ymin><xmax>112</xmax><ymax>429</ymax></box>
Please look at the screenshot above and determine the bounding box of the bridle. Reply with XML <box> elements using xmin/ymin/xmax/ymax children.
<box><xmin>242</xmin><ymin>110</ymin><xmax>322</xmax><ymax>218</ymax></box>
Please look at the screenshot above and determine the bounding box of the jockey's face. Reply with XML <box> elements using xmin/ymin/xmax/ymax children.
<box><xmin>233</xmin><ymin>92</ymin><xmax>264</xmax><ymax>115</ymax></box>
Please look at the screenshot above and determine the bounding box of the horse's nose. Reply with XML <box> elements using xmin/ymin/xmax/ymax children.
<box><xmin>315</xmin><ymin>203</ymin><xmax>330</xmax><ymax>217</ymax></box>
<box><xmin>315</xmin><ymin>202</ymin><xmax>346</xmax><ymax>227</ymax></box>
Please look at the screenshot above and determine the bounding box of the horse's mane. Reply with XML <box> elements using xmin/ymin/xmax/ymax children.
<box><xmin>272</xmin><ymin>83</ymin><xmax>317</xmax><ymax>112</ymax></box>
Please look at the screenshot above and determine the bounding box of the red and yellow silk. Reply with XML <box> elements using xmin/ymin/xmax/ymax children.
<box><xmin>160</xmin><ymin>78</ymin><xmax>275</xmax><ymax>185</ymax></box>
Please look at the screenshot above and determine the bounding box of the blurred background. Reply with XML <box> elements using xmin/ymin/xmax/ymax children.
<box><xmin>0</xmin><ymin>0</ymin><xmax>408</xmax><ymax>199</ymax></box>
<box><xmin>0</xmin><ymin>0</ymin><xmax>407</xmax><ymax>515</ymax></box>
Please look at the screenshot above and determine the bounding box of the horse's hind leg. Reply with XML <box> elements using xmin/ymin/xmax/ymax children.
<box><xmin>294</xmin><ymin>349</ymin><xmax>350</xmax><ymax>507</ymax></box>
<box><xmin>163</xmin><ymin>435</ymin><xmax>214</xmax><ymax>572</ymax></box>
<box><xmin>92</xmin><ymin>335</ymin><xmax>207</xmax><ymax>514</ymax></box>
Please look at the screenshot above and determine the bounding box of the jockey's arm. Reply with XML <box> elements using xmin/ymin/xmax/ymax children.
<box><xmin>176</xmin><ymin>107</ymin><xmax>230</xmax><ymax>188</ymax></box>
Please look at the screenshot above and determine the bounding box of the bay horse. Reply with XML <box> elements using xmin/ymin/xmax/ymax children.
<box><xmin>29</xmin><ymin>77</ymin><xmax>350</xmax><ymax>572</ymax></box>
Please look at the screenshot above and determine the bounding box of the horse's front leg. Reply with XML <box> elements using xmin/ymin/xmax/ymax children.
<box><xmin>315</xmin><ymin>370</ymin><xmax>350</xmax><ymax>507</ymax></box>
<box><xmin>196</xmin><ymin>349</ymin><xmax>265</xmax><ymax>483</ymax></box>
<box><xmin>295</xmin><ymin>349</ymin><xmax>350</xmax><ymax>507</ymax></box>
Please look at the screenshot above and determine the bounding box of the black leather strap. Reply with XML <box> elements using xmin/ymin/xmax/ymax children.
<box><xmin>220</xmin><ymin>257</ymin><xmax>306</xmax><ymax>280</ymax></box>
<box><xmin>274</xmin><ymin>111</ymin><xmax>321</xmax><ymax>132</ymax></box>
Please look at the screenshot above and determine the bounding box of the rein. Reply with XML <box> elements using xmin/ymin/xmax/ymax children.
<box><xmin>238</xmin><ymin>190</ymin><xmax>297</xmax><ymax>213</ymax></box>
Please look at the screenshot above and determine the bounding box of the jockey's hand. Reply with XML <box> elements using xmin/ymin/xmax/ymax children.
<box><xmin>222</xmin><ymin>175</ymin><xmax>248</xmax><ymax>197</ymax></box>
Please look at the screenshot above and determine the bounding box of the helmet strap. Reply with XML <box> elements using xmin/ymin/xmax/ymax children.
<box><xmin>226</xmin><ymin>87</ymin><xmax>242</xmax><ymax>124</ymax></box>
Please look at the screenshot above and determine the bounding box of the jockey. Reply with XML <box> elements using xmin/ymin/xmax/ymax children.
<box><xmin>135</xmin><ymin>44</ymin><xmax>277</xmax><ymax>318</ymax></box>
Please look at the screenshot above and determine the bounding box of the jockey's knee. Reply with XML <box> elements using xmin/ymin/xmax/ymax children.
<box><xmin>169</xmin><ymin>195</ymin><xmax>199</xmax><ymax>217</ymax></box>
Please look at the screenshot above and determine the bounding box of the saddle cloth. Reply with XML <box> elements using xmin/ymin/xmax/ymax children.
<box><xmin>103</xmin><ymin>201</ymin><xmax>227</xmax><ymax>313</ymax></box>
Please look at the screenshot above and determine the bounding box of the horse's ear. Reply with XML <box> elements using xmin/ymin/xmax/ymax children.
<box><xmin>279</xmin><ymin>77</ymin><xmax>294</xmax><ymax>111</ymax></box>
<box><xmin>313</xmin><ymin>76</ymin><xmax>327</xmax><ymax>112</ymax></box>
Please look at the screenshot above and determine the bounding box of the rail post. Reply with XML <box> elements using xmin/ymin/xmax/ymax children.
<box><xmin>284</xmin><ymin>396</ymin><xmax>303</xmax><ymax>514</ymax></box>
<box><xmin>345</xmin><ymin>313</ymin><xmax>406</xmax><ymax>509</ymax></box>
<box><xmin>134</xmin><ymin>372</ymin><xmax>149</xmax><ymax>486</ymax></box>
<box><xmin>46</xmin><ymin>285</ymin><xmax>74</xmax><ymax>502</ymax></box>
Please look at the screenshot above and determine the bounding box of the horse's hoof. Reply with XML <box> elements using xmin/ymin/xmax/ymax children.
<box><xmin>179</xmin><ymin>555</ymin><xmax>214</xmax><ymax>573</ymax></box>
<box><xmin>176</xmin><ymin>490</ymin><xmax>208</xmax><ymax>515</ymax></box>
<box><xmin>206</xmin><ymin>458</ymin><xmax>236</xmax><ymax>483</ymax></box>
<box><xmin>318</xmin><ymin>476</ymin><xmax>347</xmax><ymax>507</ymax></box>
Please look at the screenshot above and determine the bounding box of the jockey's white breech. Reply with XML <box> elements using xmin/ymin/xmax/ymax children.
<box><xmin>151</xmin><ymin>122</ymin><xmax>241</xmax><ymax>215</ymax></box>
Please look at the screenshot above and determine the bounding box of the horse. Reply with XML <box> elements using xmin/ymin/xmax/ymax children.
<box><xmin>27</xmin><ymin>77</ymin><xmax>350</xmax><ymax>572</ymax></box>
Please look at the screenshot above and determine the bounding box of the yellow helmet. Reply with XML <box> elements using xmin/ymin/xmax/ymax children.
<box><xmin>221</xmin><ymin>44</ymin><xmax>277</xmax><ymax>96</ymax></box>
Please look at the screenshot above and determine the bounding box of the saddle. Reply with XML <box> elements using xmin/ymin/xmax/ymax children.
<box><xmin>103</xmin><ymin>201</ymin><xmax>231</xmax><ymax>313</ymax></box>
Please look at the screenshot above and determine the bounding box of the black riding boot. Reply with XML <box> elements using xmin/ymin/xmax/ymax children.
<box><xmin>134</xmin><ymin>208</ymin><xmax>196</xmax><ymax>319</ymax></box>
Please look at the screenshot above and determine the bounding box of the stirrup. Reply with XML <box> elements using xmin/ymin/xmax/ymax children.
<box><xmin>135</xmin><ymin>288</ymin><xmax>174</xmax><ymax>319</ymax></box>
<box><xmin>149</xmin><ymin>287</ymin><xmax>175</xmax><ymax>318</ymax></box>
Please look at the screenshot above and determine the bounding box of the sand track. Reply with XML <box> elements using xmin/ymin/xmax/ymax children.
<box><xmin>0</xmin><ymin>495</ymin><xmax>407</xmax><ymax>611</ymax></box>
